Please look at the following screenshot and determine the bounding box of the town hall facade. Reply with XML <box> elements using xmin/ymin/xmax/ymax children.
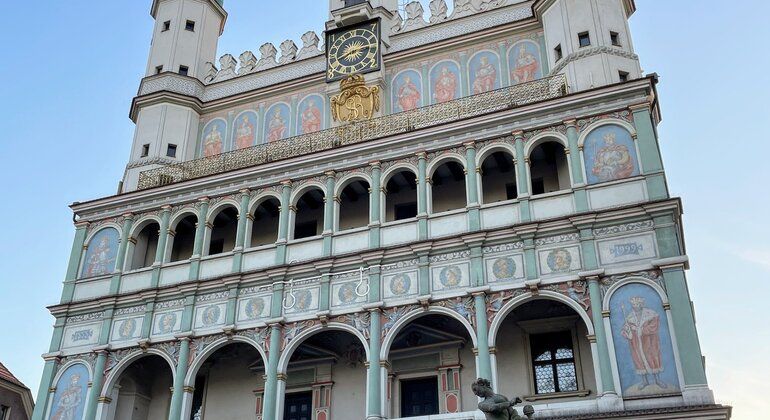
<box><xmin>32</xmin><ymin>0</ymin><xmax>730</xmax><ymax>419</ymax></box>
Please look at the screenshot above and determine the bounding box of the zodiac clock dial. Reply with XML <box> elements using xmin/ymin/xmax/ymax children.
<box><xmin>326</xmin><ymin>19</ymin><xmax>381</xmax><ymax>82</ymax></box>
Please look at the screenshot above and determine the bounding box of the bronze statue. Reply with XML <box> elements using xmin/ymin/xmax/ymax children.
<box><xmin>472</xmin><ymin>378</ymin><xmax>535</xmax><ymax>420</ymax></box>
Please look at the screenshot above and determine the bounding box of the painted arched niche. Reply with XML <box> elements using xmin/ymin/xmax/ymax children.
<box><xmin>48</xmin><ymin>363</ymin><xmax>90</xmax><ymax>420</ymax></box>
<box><xmin>583</xmin><ymin>124</ymin><xmax>640</xmax><ymax>185</ymax></box>
<box><xmin>392</xmin><ymin>69</ymin><xmax>423</xmax><ymax>112</ymax></box>
<box><xmin>264</xmin><ymin>103</ymin><xmax>291</xmax><ymax>142</ymax></box>
<box><xmin>296</xmin><ymin>94</ymin><xmax>325</xmax><ymax>135</ymax></box>
<box><xmin>200</xmin><ymin>119</ymin><xmax>227</xmax><ymax>157</ymax></box>
<box><xmin>508</xmin><ymin>40</ymin><xmax>542</xmax><ymax>84</ymax></box>
<box><xmin>232</xmin><ymin>111</ymin><xmax>258</xmax><ymax>150</ymax></box>
<box><xmin>80</xmin><ymin>227</ymin><xmax>120</xmax><ymax>278</ymax></box>
<box><xmin>608</xmin><ymin>282</ymin><xmax>680</xmax><ymax>397</ymax></box>
<box><xmin>468</xmin><ymin>51</ymin><xmax>501</xmax><ymax>94</ymax></box>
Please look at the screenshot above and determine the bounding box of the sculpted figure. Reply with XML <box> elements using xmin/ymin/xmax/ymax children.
<box><xmin>472</xmin><ymin>378</ymin><xmax>534</xmax><ymax>420</ymax></box>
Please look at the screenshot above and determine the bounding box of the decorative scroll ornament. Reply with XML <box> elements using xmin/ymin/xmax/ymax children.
<box><xmin>331</xmin><ymin>75</ymin><xmax>381</xmax><ymax>123</ymax></box>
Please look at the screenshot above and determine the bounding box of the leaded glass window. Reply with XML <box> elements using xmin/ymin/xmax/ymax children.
<box><xmin>530</xmin><ymin>331</ymin><xmax>578</xmax><ymax>394</ymax></box>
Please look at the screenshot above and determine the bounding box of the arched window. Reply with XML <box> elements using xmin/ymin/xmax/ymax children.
<box><xmin>169</xmin><ymin>215</ymin><xmax>197</xmax><ymax>262</ymax></box>
<box><xmin>529</xmin><ymin>141</ymin><xmax>570</xmax><ymax>195</ymax></box>
<box><xmin>130</xmin><ymin>222</ymin><xmax>160</xmax><ymax>270</ymax></box>
<box><xmin>385</xmin><ymin>170</ymin><xmax>418</xmax><ymax>222</ymax></box>
<box><xmin>250</xmin><ymin>198</ymin><xmax>280</xmax><ymax>247</ymax></box>
<box><xmin>338</xmin><ymin>179</ymin><xmax>370</xmax><ymax>230</ymax></box>
<box><xmin>207</xmin><ymin>206</ymin><xmax>238</xmax><ymax>256</ymax></box>
<box><xmin>583</xmin><ymin>124</ymin><xmax>640</xmax><ymax>185</ymax></box>
<box><xmin>480</xmin><ymin>150</ymin><xmax>517</xmax><ymax>203</ymax></box>
<box><xmin>431</xmin><ymin>160</ymin><xmax>467</xmax><ymax>213</ymax></box>
<box><xmin>293</xmin><ymin>188</ymin><xmax>325</xmax><ymax>240</ymax></box>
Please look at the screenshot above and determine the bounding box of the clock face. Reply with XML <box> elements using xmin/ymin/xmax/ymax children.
<box><xmin>326</xmin><ymin>19</ymin><xmax>381</xmax><ymax>82</ymax></box>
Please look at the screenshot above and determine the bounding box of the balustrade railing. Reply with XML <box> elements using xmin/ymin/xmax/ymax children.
<box><xmin>137</xmin><ymin>74</ymin><xmax>568</xmax><ymax>190</ymax></box>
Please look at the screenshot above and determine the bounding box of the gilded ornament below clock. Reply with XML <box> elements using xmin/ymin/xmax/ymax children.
<box><xmin>331</xmin><ymin>75</ymin><xmax>381</xmax><ymax>123</ymax></box>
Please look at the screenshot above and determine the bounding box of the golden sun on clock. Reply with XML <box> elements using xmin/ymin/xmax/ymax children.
<box><xmin>326</xmin><ymin>20</ymin><xmax>381</xmax><ymax>82</ymax></box>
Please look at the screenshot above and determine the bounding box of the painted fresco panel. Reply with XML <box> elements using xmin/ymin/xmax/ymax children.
<box><xmin>468</xmin><ymin>51</ymin><xmax>501</xmax><ymax>94</ymax></box>
<box><xmin>152</xmin><ymin>310</ymin><xmax>183</xmax><ymax>336</ymax></box>
<box><xmin>110</xmin><ymin>316</ymin><xmax>143</xmax><ymax>342</ymax></box>
<box><xmin>194</xmin><ymin>302</ymin><xmax>227</xmax><ymax>329</ymax></box>
<box><xmin>331</xmin><ymin>279</ymin><xmax>368</xmax><ymax>308</ymax></box>
<box><xmin>382</xmin><ymin>270</ymin><xmax>419</xmax><ymax>299</ymax></box>
<box><xmin>584</xmin><ymin>125</ymin><xmax>640</xmax><ymax>185</ymax></box>
<box><xmin>283</xmin><ymin>286</ymin><xmax>320</xmax><ymax>315</ymax></box>
<box><xmin>537</xmin><ymin>246</ymin><xmax>582</xmax><ymax>275</ymax></box>
<box><xmin>264</xmin><ymin>103</ymin><xmax>291</xmax><ymax>142</ymax></box>
<box><xmin>297</xmin><ymin>95</ymin><xmax>325</xmax><ymax>135</ymax></box>
<box><xmin>237</xmin><ymin>294</ymin><xmax>272</xmax><ymax>322</ymax></box>
<box><xmin>430</xmin><ymin>262</ymin><xmax>471</xmax><ymax>293</ymax></box>
<box><xmin>80</xmin><ymin>228</ymin><xmax>120</xmax><ymax>278</ymax></box>
<box><xmin>391</xmin><ymin>70</ymin><xmax>423</xmax><ymax>112</ymax></box>
<box><xmin>62</xmin><ymin>322</ymin><xmax>101</xmax><ymax>349</ymax></box>
<box><xmin>508</xmin><ymin>40</ymin><xmax>542</xmax><ymax>84</ymax></box>
<box><xmin>597</xmin><ymin>233</ymin><xmax>657</xmax><ymax>265</ymax></box>
<box><xmin>484</xmin><ymin>253</ymin><xmax>525</xmax><ymax>283</ymax></box>
<box><xmin>201</xmin><ymin>119</ymin><xmax>227</xmax><ymax>157</ymax></box>
<box><xmin>48</xmin><ymin>363</ymin><xmax>89</xmax><ymax>420</ymax></box>
<box><xmin>232</xmin><ymin>111</ymin><xmax>258</xmax><ymax>150</ymax></box>
<box><xmin>609</xmin><ymin>283</ymin><xmax>681</xmax><ymax>397</ymax></box>
<box><xmin>429</xmin><ymin>61</ymin><xmax>462</xmax><ymax>104</ymax></box>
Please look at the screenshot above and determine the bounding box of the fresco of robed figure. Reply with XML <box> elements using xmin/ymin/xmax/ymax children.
<box><xmin>469</xmin><ymin>52</ymin><xmax>500</xmax><ymax>94</ymax></box>
<box><xmin>265</xmin><ymin>103</ymin><xmax>290</xmax><ymax>142</ymax></box>
<box><xmin>392</xmin><ymin>70</ymin><xmax>423</xmax><ymax>112</ymax></box>
<box><xmin>233</xmin><ymin>111</ymin><xmax>258</xmax><ymax>149</ymax></box>
<box><xmin>430</xmin><ymin>61</ymin><xmax>461</xmax><ymax>104</ymax></box>
<box><xmin>509</xmin><ymin>41</ymin><xmax>542</xmax><ymax>84</ymax></box>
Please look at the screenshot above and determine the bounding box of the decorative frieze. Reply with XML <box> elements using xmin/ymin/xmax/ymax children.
<box><xmin>114</xmin><ymin>305</ymin><xmax>146</xmax><ymax>316</ymax></box>
<box><xmin>593</xmin><ymin>220</ymin><xmax>654</xmax><ymax>237</ymax></box>
<box><xmin>599</xmin><ymin>270</ymin><xmax>664</xmax><ymax>298</ymax></box>
<box><xmin>535</xmin><ymin>233</ymin><xmax>580</xmax><ymax>247</ymax></box>
<box><xmin>155</xmin><ymin>299</ymin><xmax>186</xmax><ymax>310</ymax></box>
<box><xmin>67</xmin><ymin>312</ymin><xmax>104</xmax><ymax>324</ymax></box>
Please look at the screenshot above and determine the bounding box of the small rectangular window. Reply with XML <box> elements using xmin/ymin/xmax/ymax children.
<box><xmin>578</xmin><ymin>32</ymin><xmax>591</xmax><ymax>48</ymax></box>
<box><xmin>162</xmin><ymin>20</ymin><xmax>171</xmax><ymax>32</ymax></box>
<box><xmin>166</xmin><ymin>144</ymin><xmax>177</xmax><ymax>158</ymax></box>
<box><xmin>530</xmin><ymin>331</ymin><xmax>579</xmax><ymax>394</ymax></box>
<box><xmin>155</xmin><ymin>65</ymin><xmax>163</xmax><ymax>74</ymax></box>
<box><xmin>618</xmin><ymin>71</ymin><xmax>629</xmax><ymax>83</ymax></box>
<box><xmin>185</xmin><ymin>20</ymin><xmax>195</xmax><ymax>31</ymax></box>
<box><xmin>610</xmin><ymin>31</ymin><xmax>621</xmax><ymax>47</ymax></box>
<box><xmin>554</xmin><ymin>44</ymin><xmax>563</xmax><ymax>62</ymax></box>
<box><xmin>178</xmin><ymin>65</ymin><xmax>189</xmax><ymax>76</ymax></box>
<box><xmin>140</xmin><ymin>144</ymin><xmax>150</xmax><ymax>158</ymax></box>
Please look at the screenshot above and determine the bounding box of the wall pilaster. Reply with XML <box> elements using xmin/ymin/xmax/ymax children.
<box><xmin>189</xmin><ymin>197</ymin><xmax>210</xmax><ymax>281</ymax></box>
<box><xmin>232</xmin><ymin>189</ymin><xmax>252</xmax><ymax>271</ymax></box>
<box><xmin>60</xmin><ymin>222</ymin><xmax>89</xmax><ymax>304</ymax></box>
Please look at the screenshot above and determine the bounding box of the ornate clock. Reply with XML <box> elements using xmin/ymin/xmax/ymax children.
<box><xmin>326</xmin><ymin>19</ymin><xmax>381</xmax><ymax>82</ymax></box>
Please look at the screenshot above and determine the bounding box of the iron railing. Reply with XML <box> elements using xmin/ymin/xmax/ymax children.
<box><xmin>137</xmin><ymin>74</ymin><xmax>568</xmax><ymax>190</ymax></box>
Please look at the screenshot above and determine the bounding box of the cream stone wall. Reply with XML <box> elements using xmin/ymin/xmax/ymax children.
<box><xmin>201</xmin><ymin>351</ymin><xmax>261</xmax><ymax>420</ymax></box>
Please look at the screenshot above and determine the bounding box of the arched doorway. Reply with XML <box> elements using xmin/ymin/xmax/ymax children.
<box><xmin>107</xmin><ymin>355</ymin><xmax>174</xmax><ymax>420</ymax></box>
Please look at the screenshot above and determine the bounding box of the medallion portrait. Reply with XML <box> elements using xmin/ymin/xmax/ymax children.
<box><xmin>202</xmin><ymin>305</ymin><xmax>221</xmax><ymax>326</ymax></box>
<box><xmin>609</xmin><ymin>283</ymin><xmax>680</xmax><ymax>397</ymax></box>
<box><xmin>80</xmin><ymin>228</ymin><xmax>120</xmax><ymax>278</ymax></box>
<box><xmin>233</xmin><ymin>111</ymin><xmax>258</xmax><ymax>150</ymax></box>
<box><xmin>244</xmin><ymin>297</ymin><xmax>266</xmax><ymax>320</ymax></box>
<box><xmin>583</xmin><ymin>125</ymin><xmax>640</xmax><ymax>185</ymax></box>
<box><xmin>439</xmin><ymin>265</ymin><xmax>463</xmax><ymax>288</ymax></box>
<box><xmin>201</xmin><ymin>119</ymin><xmax>227</xmax><ymax>157</ymax></box>
<box><xmin>389</xmin><ymin>273</ymin><xmax>412</xmax><ymax>296</ymax></box>
<box><xmin>264</xmin><ymin>103</ymin><xmax>291</xmax><ymax>142</ymax></box>
<box><xmin>430</xmin><ymin>61</ymin><xmax>461</xmax><ymax>104</ymax></box>
<box><xmin>294</xmin><ymin>289</ymin><xmax>314</xmax><ymax>311</ymax></box>
<box><xmin>117</xmin><ymin>318</ymin><xmax>137</xmax><ymax>340</ymax></box>
<box><xmin>48</xmin><ymin>364</ymin><xmax>89</xmax><ymax>420</ymax></box>
<box><xmin>157</xmin><ymin>312</ymin><xmax>178</xmax><ymax>335</ymax></box>
<box><xmin>546</xmin><ymin>248</ymin><xmax>573</xmax><ymax>273</ymax></box>
<box><xmin>392</xmin><ymin>70</ymin><xmax>423</xmax><ymax>112</ymax></box>
<box><xmin>492</xmin><ymin>257</ymin><xmax>517</xmax><ymax>281</ymax></box>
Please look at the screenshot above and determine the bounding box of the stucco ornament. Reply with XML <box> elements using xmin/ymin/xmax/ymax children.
<box><xmin>403</xmin><ymin>1</ymin><xmax>428</xmax><ymax>31</ymax></box>
<box><xmin>429</xmin><ymin>0</ymin><xmax>449</xmax><ymax>24</ymax></box>
<box><xmin>202</xmin><ymin>61</ymin><xmax>218</xmax><ymax>83</ymax></box>
<box><xmin>255</xmin><ymin>43</ymin><xmax>278</xmax><ymax>71</ymax></box>
<box><xmin>238</xmin><ymin>51</ymin><xmax>257</xmax><ymax>75</ymax></box>
<box><xmin>213</xmin><ymin>54</ymin><xmax>237</xmax><ymax>82</ymax></box>
<box><xmin>331</xmin><ymin>74</ymin><xmax>380</xmax><ymax>122</ymax></box>
<box><xmin>472</xmin><ymin>378</ymin><xmax>534</xmax><ymax>420</ymax></box>
<box><xmin>279</xmin><ymin>40</ymin><xmax>298</xmax><ymax>64</ymax></box>
<box><xmin>297</xmin><ymin>31</ymin><xmax>322</xmax><ymax>60</ymax></box>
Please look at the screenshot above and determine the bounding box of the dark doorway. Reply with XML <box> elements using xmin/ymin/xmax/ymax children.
<box><xmin>284</xmin><ymin>391</ymin><xmax>313</xmax><ymax>420</ymax></box>
<box><xmin>400</xmin><ymin>377</ymin><xmax>439</xmax><ymax>417</ymax></box>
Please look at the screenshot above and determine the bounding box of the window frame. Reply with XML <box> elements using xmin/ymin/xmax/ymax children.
<box><xmin>554</xmin><ymin>44</ymin><xmax>563</xmax><ymax>62</ymax></box>
<box><xmin>162</xmin><ymin>20</ymin><xmax>171</xmax><ymax>32</ymax></box>
<box><xmin>178</xmin><ymin>65</ymin><xmax>189</xmax><ymax>76</ymax></box>
<box><xmin>578</xmin><ymin>31</ymin><xmax>591</xmax><ymax>48</ymax></box>
<box><xmin>166</xmin><ymin>143</ymin><xmax>178</xmax><ymax>158</ymax></box>
<box><xmin>140</xmin><ymin>143</ymin><xmax>150</xmax><ymax>158</ymax></box>
<box><xmin>610</xmin><ymin>31</ymin><xmax>622</xmax><ymax>47</ymax></box>
<box><xmin>396</xmin><ymin>373</ymin><xmax>441</xmax><ymax>418</ymax></box>
<box><xmin>519</xmin><ymin>316</ymin><xmax>587</xmax><ymax>398</ymax></box>
<box><xmin>185</xmin><ymin>20</ymin><xmax>196</xmax><ymax>32</ymax></box>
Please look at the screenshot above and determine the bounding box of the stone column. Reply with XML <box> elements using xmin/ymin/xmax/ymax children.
<box><xmin>565</xmin><ymin>119</ymin><xmax>589</xmax><ymax>212</ymax></box>
<box><xmin>225</xmin><ymin>285</ymin><xmax>239</xmax><ymax>326</ymax></box>
<box><xmin>473</xmin><ymin>291</ymin><xmax>492</xmax><ymax>381</ymax></box>
<box><xmin>168</xmin><ymin>335</ymin><xmax>192</xmax><ymax>420</ymax></box>
<box><xmin>30</xmin><ymin>355</ymin><xmax>60</xmax><ymax>420</ymax></box>
<box><xmin>416</xmin><ymin>152</ymin><xmax>429</xmax><ymax>239</ymax></box>
<box><xmin>232</xmin><ymin>189</ymin><xmax>252</xmax><ymax>271</ymax></box>
<box><xmin>110</xmin><ymin>214</ymin><xmax>135</xmax><ymax>294</ymax></box>
<box><xmin>586</xmin><ymin>277</ymin><xmax>618</xmax><ymax>396</ymax></box>
<box><xmin>151</xmin><ymin>206</ymin><xmax>172</xmax><ymax>287</ymax></box>
<box><xmin>276</xmin><ymin>181</ymin><xmax>293</xmax><ymax>265</ymax></box>
<box><xmin>464</xmin><ymin>142</ymin><xmax>481</xmax><ymax>231</ymax></box>
<box><xmin>630</xmin><ymin>103</ymin><xmax>668</xmax><ymax>200</ymax></box>
<box><xmin>83</xmin><ymin>347</ymin><xmax>109</xmax><ymax>420</ymax></box>
<box><xmin>189</xmin><ymin>197</ymin><xmax>210</xmax><ymax>281</ymax></box>
<box><xmin>323</xmin><ymin>171</ymin><xmax>336</xmax><ymax>256</ymax></box>
<box><xmin>60</xmin><ymin>221</ymin><xmax>89</xmax><ymax>304</ymax></box>
<box><xmin>369</xmin><ymin>162</ymin><xmax>382</xmax><ymax>248</ymax></box>
<box><xmin>513</xmin><ymin>132</ymin><xmax>531</xmax><ymax>222</ymax></box>
<box><xmin>366</xmin><ymin>306</ymin><xmax>383</xmax><ymax>420</ymax></box>
<box><xmin>262</xmin><ymin>323</ymin><xmax>283</xmax><ymax>420</ymax></box>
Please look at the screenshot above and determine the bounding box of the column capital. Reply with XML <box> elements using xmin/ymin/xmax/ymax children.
<box><xmin>324</xmin><ymin>170</ymin><xmax>336</xmax><ymax>179</ymax></box>
<box><xmin>160</xmin><ymin>204</ymin><xmax>173</xmax><ymax>213</ymax></box>
<box><xmin>369</xmin><ymin>161</ymin><xmax>382</xmax><ymax>170</ymax></box>
<box><xmin>652</xmin><ymin>255</ymin><xmax>689</xmax><ymax>270</ymax></box>
<box><xmin>579</xmin><ymin>269</ymin><xmax>605</xmax><ymax>282</ymax></box>
<box><xmin>415</xmin><ymin>151</ymin><xmax>427</xmax><ymax>159</ymax></box>
<box><xmin>74</xmin><ymin>220</ymin><xmax>90</xmax><ymax>229</ymax></box>
<box><xmin>280</xmin><ymin>179</ymin><xmax>293</xmax><ymax>188</ymax></box>
<box><xmin>238</xmin><ymin>188</ymin><xmax>251</xmax><ymax>198</ymax></box>
<box><xmin>628</xmin><ymin>101</ymin><xmax>652</xmax><ymax>112</ymax></box>
<box><xmin>563</xmin><ymin>118</ymin><xmax>578</xmax><ymax>128</ymax></box>
<box><xmin>512</xmin><ymin>130</ymin><xmax>525</xmax><ymax>139</ymax></box>
<box><xmin>197</xmin><ymin>196</ymin><xmax>211</xmax><ymax>204</ymax></box>
<box><xmin>463</xmin><ymin>141</ymin><xmax>476</xmax><ymax>150</ymax></box>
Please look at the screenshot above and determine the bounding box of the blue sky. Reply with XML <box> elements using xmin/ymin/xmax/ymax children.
<box><xmin>0</xmin><ymin>1</ymin><xmax>767</xmax><ymax>418</ymax></box>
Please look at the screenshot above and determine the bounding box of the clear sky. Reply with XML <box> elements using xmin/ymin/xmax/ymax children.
<box><xmin>0</xmin><ymin>1</ymin><xmax>767</xmax><ymax>419</ymax></box>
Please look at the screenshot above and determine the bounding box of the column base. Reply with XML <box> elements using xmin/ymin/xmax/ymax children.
<box><xmin>597</xmin><ymin>392</ymin><xmax>624</xmax><ymax>412</ymax></box>
<box><xmin>366</xmin><ymin>416</ymin><xmax>386</xmax><ymax>420</ymax></box>
<box><xmin>682</xmin><ymin>385</ymin><xmax>715</xmax><ymax>405</ymax></box>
